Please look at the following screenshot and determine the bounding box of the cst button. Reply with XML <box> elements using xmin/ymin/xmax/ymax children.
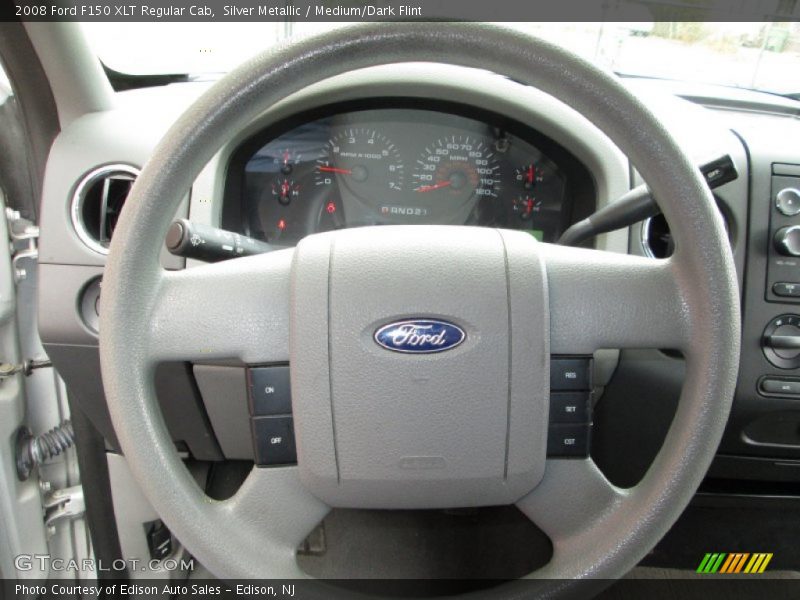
<box><xmin>547</xmin><ymin>424</ymin><xmax>590</xmax><ymax>457</ymax></box>
<box><xmin>248</xmin><ymin>366</ymin><xmax>292</xmax><ymax>416</ymax></box>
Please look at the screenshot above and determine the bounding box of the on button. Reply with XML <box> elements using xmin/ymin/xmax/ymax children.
<box><xmin>248</xmin><ymin>366</ymin><xmax>292</xmax><ymax>416</ymax></box>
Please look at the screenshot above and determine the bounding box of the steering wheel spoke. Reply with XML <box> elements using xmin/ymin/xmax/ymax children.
<box><xmin>147</xmin><ymin>251</ymin><xmax>293</xmax><ymax>364</ymax></box>
<box><xmin>208</xmin><ymin>467</ymin><xmax>330</xmax><ymax>578</ymax></box>
<box><xmin>541</xmin><ymin>244</ymin><xmax>690</xmax><ymax>354</ymax></box>
<box><xmin>517</xmin><ymin>458</ymin><xmax>625</xmax><ymax>542</ymax></box>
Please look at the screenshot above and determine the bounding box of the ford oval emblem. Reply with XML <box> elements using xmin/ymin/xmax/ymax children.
<box><xmin>374</xmin><ymin>319</ymin><xmax>466</xmax><ymax>354</ymax></box>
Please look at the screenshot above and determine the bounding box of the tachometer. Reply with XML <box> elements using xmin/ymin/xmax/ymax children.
<box><xmin>315</xmin><ymin>128</ymin><xmax>404</xmax><ymax>195</ymax></box>
<box><xmin>412</xmin><ymin>135</ymin><xmax>501</xmax><ymax>201</ymax></box>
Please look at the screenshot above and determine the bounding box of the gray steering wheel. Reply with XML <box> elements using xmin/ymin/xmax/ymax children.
<box><xmin>100</xmin><ymin>23</ymin><xmax>740</xmax><ymax>595</ymax></box>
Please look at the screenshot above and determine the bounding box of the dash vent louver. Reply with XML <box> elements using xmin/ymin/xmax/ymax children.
<box><xmin>70</xmin><ymin>164</ymin><xmax>139</xmax><ymax>254</ymax></box>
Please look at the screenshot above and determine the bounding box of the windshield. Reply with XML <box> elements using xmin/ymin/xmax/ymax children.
<box><xmin>82</xmin><ymin>21</ymin><xmax>800</xmax><ymax>96</ymax></box>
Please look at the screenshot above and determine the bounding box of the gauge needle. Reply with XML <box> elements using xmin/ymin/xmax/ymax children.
<box><xmin>527</xmin><ymin>165</ymin><xmax>535</xmax><ymax>185</ymax></box>
<box><xmin>318</xmin><ymin>166</ymin><xmax>352</xmax><ymax>175</ymax></box>
<box><xmin>415</xmin><ymin>181</ymin><xmax>452</xmax><ymax>193</ymax></box>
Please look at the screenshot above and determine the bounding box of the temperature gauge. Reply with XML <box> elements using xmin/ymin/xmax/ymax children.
<box><xmin>512</xmin><ymin>195</ymin><xmax>541</xmax><ymax>221</ymax></box>
<box><xmin>270</xmin><ymin>178</ymin><xmax>300</xmax><ymax>206</ymax></box>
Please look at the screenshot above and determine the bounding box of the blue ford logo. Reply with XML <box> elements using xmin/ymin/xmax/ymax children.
<box><xmin>374</xmin><ymin>319</ymin><xmax>466</xmax><ymax>354</ymax></box>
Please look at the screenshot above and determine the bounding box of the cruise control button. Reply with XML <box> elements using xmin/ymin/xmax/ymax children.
<box><xmin>773</xmin><ymin>282</ymin><xmax>800</xmax><ymax>298</ymax></box>
<box><xmin>549</xmin><ymin>392</ymin><xmax>591</xmax><ymax>423</ymax></box>
<box><xmin>252</xmin><ymin>416</ymin><xmax>296</xmax><ymax>466</ymax></box>
<box><xmin>760</xmin><ymin>377</ymin><xmax>800</xmax><ymax>396</ymax></box>
<box><xmin>547</xmin><ymin>424</ymin><xmax>590</xmax><ymax>457</ymax></box>
<box><xmin>550</xmin><ymin>358</ymin><xmax>591</xmax><ymax>391</ymax></box>
<box><xmin>248</xmin><ymin>366</ymin><xmax>292</xmax><ymax>416</ymax></box>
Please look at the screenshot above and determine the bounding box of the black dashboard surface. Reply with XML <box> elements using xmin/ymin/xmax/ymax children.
<box><xmin>223</xmin><ymin>104</ymin><xmax>595</xmax><ymax>245</ymax></box>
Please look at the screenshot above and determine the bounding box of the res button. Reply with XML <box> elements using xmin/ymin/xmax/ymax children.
<box><xmin>550</xmin><ymin>358</ymin><xmax>591</xmax><ymax>391</ymax></box>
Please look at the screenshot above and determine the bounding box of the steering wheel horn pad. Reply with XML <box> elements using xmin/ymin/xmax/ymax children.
<box><xmin>291</xmin><ymin>226</ymin><xmax>549</xmax><ymax>508</ymax></box>
<box><xmin>100</xmin><ymin>23</ymin><xmax>740</xmax><ymax>593</ymax></box>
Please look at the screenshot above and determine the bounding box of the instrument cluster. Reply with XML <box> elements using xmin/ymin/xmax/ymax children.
<box><xmin>224</xmin><ymin>104</ymin><xmax>595</xmax><ymax>245</ymax></box>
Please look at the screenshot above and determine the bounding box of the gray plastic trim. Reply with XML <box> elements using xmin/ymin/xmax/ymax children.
<box><xmin>23</xmin><ymin>23</ymin><xmax>114</xmax><ymax>128</ymax></box>
<box><xmin>192</xmin><ymin>366</ymin><xmax>251</xmax><ymax>460</ymax></box>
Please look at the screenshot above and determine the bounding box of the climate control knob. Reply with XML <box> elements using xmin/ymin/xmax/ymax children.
<box><xmin>774</xmin><ymin>226</ymin><xmax>800</xmax><ymax>257</ymax></box>
<box><xmin>776</xmin><ymin>188</ymin><xmax>800</xmax><ymax>216</ymax></box>
<box><xmin>763</xmin><ymin>314</ymin><xmax>800</xmax><ymax>369</ymax></box>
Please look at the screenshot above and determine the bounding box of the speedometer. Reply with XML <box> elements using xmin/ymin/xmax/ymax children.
<box><xmin>411</xmin><ymin>135</ymin><xmax>501</xmax><ymax>202</ymax></box>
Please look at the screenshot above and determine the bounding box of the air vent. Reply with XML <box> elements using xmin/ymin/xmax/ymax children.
<box><xmin>641</xmin><ymin>214</ymin><xmax>674</xmax><ymax>259</ymax></box>
<box><xmin>70</xmin><ymin>164</ymin><xmax>139</xmax><ymax>254</ymax></box>
<box><xmin>642</xmin><ymin>203</ymin><xmax>732</xmax><ymax>259</ymax></box>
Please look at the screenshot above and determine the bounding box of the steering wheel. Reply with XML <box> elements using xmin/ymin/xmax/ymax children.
<box><xmin>100</xmin><ymin>23</ymin><xmax>740</xmax><ymax>595</ymax></box>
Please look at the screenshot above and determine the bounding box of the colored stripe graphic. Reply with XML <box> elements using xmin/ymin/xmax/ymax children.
<box><xmin>697</xmin><ymin>553</ymin><xmax>727</xmax><ymax>573</ymax></box>
<box><xmin>744</xmin><ymin>553</ymin><xmax>773</xmax><ymax>574</ymax></box>
<box><xmin>729</xmin><ymin>553</ymin><xmax>749</xmax><ymax>573</ymax></box>
<box><xmin>719</xmin><ymin>554</ymin><xmax>736</xmax><ymax>573</ymax></box>
<box><xmin>698</xmin><ymin>552</ymin><xmax>773</xmax><ymax>574</ymax></box>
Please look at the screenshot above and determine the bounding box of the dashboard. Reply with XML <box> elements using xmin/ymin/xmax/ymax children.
<box><xmin>34</xmin><ymin>59</ymin><xmax>800</xmax><ymax>495</ymax></box>
<box><xmin>222</xmin><ymin>103</ymin><xmax>596</xmax><ymax>245</ymax></box>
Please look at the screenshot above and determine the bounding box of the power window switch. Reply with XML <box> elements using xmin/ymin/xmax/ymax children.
<box><xmin>146</xmin><ymin>520</ymin><xmax>172</xmax><ymax>560</ymax></box>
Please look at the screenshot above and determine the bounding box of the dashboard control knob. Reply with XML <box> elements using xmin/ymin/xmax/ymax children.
<box><xmin>763</xmin><ymin>314</ymin><xmax>800</xmax><ymax>369</ymax></box>
<box><xmin>774</xmin><ymin>226</ymin><xmax>800</xmax><ymax>256</ymax></box>
<box><xmin>776</xmin><ymin>188</ymin><xmax>800</xmax><ymax>216</ymax></box>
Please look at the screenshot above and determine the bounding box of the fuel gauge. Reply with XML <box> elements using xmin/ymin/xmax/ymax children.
<box><xmin>514</xmin><ymin>163</ymin><xmax>544</xmax><ymax>191</ymax></box>
<box><xmin>274</xmin><ymin>148</ymin><xmax>302</xmax><ymax>175</ymax></box>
